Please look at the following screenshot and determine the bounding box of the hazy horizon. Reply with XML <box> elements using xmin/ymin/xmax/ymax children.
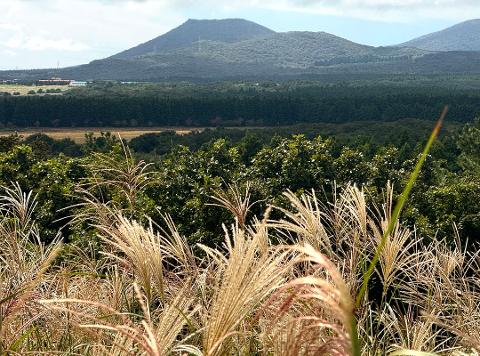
<box><xmin>1</xmin><ymin>0</ymin><xmax>479</xmax><ymax>70</ymax></box>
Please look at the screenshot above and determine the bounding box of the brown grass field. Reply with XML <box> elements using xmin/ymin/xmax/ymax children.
<box><xmin>0</xmin><ymin>84</ymin><xmax>70</xmax><ymax>95</ymax></box>
<box><xmin>0</xmin><ymin>127</ymin><xmax>195</xmax><ymax>143</ymax></box>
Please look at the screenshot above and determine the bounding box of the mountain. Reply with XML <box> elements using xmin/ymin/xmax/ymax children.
<box><xmin>176</xmin><ymin>31</ymin><xmax>426</xmax><ymax>67</ymax></box>
<box><xmin>400</xmin><ymin>19</ymin><xmax>480</xmax><ymax>51</ymax></box>
<box><xmin>112</xmin><ymin>18</ymin><xmax>275</xmax><ymax>60</ymax></box>
<box><xmin>3</xmin><ymin>18</ymin><xmax>480</xmax><ymax>81</ymax></box>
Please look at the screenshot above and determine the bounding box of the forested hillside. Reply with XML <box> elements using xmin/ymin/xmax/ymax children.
<box><xmin>401</xmin><ymin>19</ymin><xmax>480</xmax><ymax>51</ymax></box>
<box><xmin>112</xmin><ymin>18</ymin><xmax>275</xmax><ymax>60</ymax></box>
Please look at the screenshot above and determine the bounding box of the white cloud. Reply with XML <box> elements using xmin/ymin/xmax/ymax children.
<box><xmin>248</xmin><ymin>0</ymin><xmax>480</xmax><ymax>21</ymax></box>
<box><xmin>0</xmin><ymin>0</ymin><xmax>184</xmax><ymax>69</ymax></box>
<box><xmin>0</xmin><ymin>23</ymin><xmax>21</xmax><ymax>31</ymax></box>
<box><xmin>1</xmin><ymin>49</ymin><xmax>17</xmax><ymax>56</ymax></box>
<box><xmin>146</xmin><ymin>0</ymin><xmax>480</xmax><ymax>21</ymax></box>
<box><xmin>5</xmin><ymin>36</ymin><xmax>89</xmax><ymax>51</ymax></box>
<box><xmin>1</xmin><ymin>20</ymin><xmax>89</xmax><ymax>52</ymax></box>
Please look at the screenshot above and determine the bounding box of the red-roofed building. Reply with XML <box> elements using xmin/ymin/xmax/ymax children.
<box><xmin>36</xmin><ymin>77</ymin><xmax>72</xmax><ymax>86</ymax></box>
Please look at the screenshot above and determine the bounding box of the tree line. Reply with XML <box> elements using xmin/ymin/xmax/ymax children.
<box><xmin>1</xmin><ymin>86</ymin><xmax>480</xmax><ymax>127</ymax></box>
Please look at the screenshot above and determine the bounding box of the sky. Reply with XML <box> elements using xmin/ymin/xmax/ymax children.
<box><xmin>1</xmin><ymin>0</ymin><xmax>479</xmax><ymax>70</ymax></box>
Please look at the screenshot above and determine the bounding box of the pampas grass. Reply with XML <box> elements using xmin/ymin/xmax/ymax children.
<box><xmin>2</xmin><ymin>180</ymin><xmax>480</xmax><ymax>354</ymax></box>
<box><xmin>3</xmin><ymin>111</ymin><xmax>480</xmax><ymax>354</ymax></box>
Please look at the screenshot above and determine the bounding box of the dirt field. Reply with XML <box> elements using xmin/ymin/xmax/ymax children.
<box><xmin>0</xmin><ymin>128</ymin><xmax>195</xmax><ymax>143</ymax></box>
<box><xmin>0</xmin><ymin>84</ymin><xmax>70</xmax><ymax>95</ymax></box>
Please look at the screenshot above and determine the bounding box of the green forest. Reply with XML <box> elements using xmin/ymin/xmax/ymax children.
<box><xmin>2</xmin><ymin>117</ymin><xmax>478</xmax><ymax>247</ymax></box>
<box><xmin>2</xmin><ymin>80</ymin><xmax>480</xmax><ymax>127</ymax></box>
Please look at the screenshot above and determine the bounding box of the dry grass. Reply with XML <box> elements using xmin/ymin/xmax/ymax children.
<box><xmin>0</xmin><ymin>128</ymin><xmax>195</xmax><ymax>143</ymax></box>
<box><xmin>0</xmin><ymin>84</ymin><xmax>69</xmax><ymax>95</ymax></box>
<box><xmin>1</xmin><ymin>144</ymin><xmax>479</xmax><ymax>354</ymax></box>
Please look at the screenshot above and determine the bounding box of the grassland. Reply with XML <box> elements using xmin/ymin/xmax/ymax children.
<box><xmin>0</xmin><ymin>84</ymin><xmax>70</xmax><ymax>95</ymax></box>
<box><xmin>0</xmin><ymin>127</ymin><xmax>194</xmax><ymax>143</ymax></box>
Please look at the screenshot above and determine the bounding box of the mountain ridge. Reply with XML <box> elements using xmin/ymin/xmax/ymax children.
<box><xmin>111</xmin><ymin>18</ymin><xmax>275</xmax><ymax>60</ymax></box>
<box><xmin>400</xmin><ymin>19</ymin><xmax>480</xmax><ymax>51</ymax></box>
<box><xmin>2</xmin><ymin>18</ymin><xmax>480</xmax><ymax>81</ymax></box>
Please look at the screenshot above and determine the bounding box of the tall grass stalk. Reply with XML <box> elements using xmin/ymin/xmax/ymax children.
<box><xmin>352</xmin><ymin>106</ymin><xmax>449</xmax><ymax>356</ymax></box>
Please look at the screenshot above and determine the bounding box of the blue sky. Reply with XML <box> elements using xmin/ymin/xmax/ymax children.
<box><xmin>0</xmin><ymin>0</ymin><xmax>477</xmax><ymax>70</ymax></box>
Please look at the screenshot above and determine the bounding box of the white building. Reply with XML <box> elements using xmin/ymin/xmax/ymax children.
<box><xmin>69</xmin><ymin>81</ymin><xmax>88</xmax><ymax>87</ymax></box>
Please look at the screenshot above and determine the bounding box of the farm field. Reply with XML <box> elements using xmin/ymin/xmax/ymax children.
<box><xmin>0</xmin><ymin>84</ymin><xmax>70</xmax><ymax>95</ymax></box>
<box><xmin>0</xmin><ymin>127</ymin><xmax>195</xmax><ymax>143</ymax></box>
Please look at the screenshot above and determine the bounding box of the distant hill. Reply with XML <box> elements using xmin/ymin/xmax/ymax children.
<box><xmin>3</xmin><ymin>18</ymin><xmax>480</xmax><ymax>81</ymax></box>
<box><xmin>112</xmin><ymin>18</ymin><xmax>275</xmax><ymax>60</ymax></box>
<box><xmin>400</xmin><ymin>19</ymin><xmax>480</xmax><ymax>51</ymax></box>
<box><xmin>179</xmin><ymin>31</ymin><xmax>426</xmax><ymax>67</ymax></box>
